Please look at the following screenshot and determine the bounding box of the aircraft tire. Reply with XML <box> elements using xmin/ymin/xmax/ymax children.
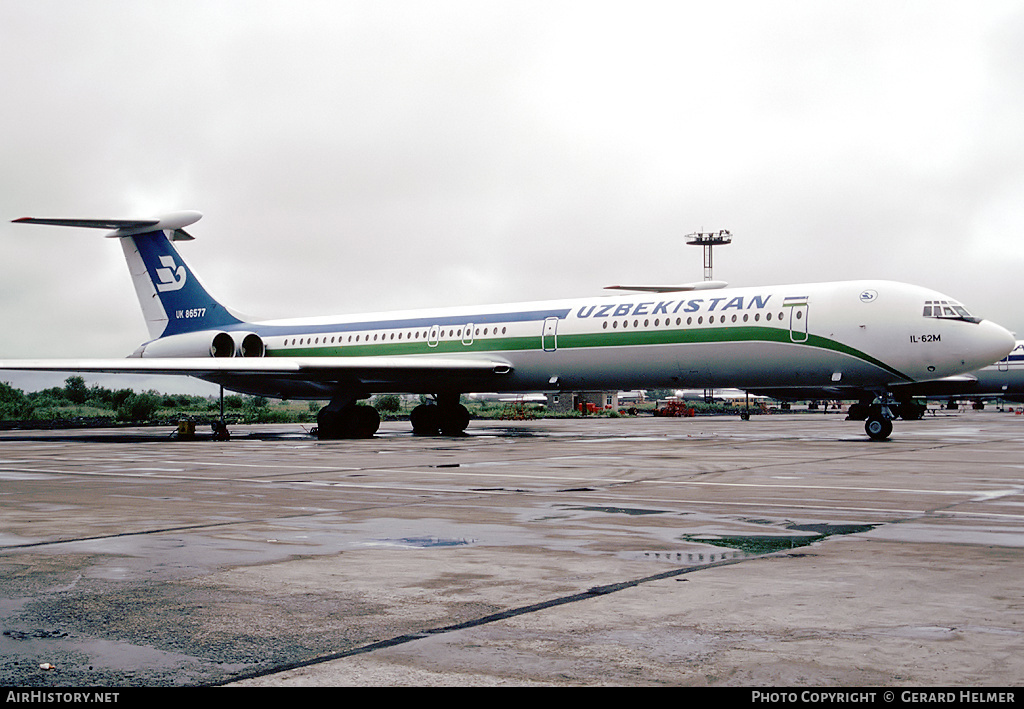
<box><xmin>410</xmin><ymin>404</ymin><xmax>440</xmax><ymax>436</ymax></box>
<box><xmin>864</xmin><ymin>416</ymin><xmax>892</xmax><ymax>441</ymax></box>
<box><xmin>317</xmin><ymin>405</ymin><xmax>380</xmax><ymax>439</ymax></box>
<box><xmin>352</xmin><ymin>405</ymin><xmax>381</xmax><ymax>438</ymax></box>
<box><xmin>316</xmin><ymin>409</ymin><xmax>341</xmax><ymax>439</ymax></box>
<box><xmin>438</xmin><ymin>403</ymin><xmax>470</xmax><ymax>436</ymax></box>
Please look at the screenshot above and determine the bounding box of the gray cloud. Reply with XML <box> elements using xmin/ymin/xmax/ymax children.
<box><xmin>2</xmin><ymin>1</ymin><xmax>1023</xmax><ymax>392</ymax></box>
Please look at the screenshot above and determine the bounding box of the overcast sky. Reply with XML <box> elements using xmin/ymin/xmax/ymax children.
<box><xmin>2</xmin><ymin>1</ymin><xmax>1023</xmax><ymax>394</ymax></box>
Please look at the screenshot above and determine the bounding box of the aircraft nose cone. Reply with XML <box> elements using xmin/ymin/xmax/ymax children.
<box><xmin>974</xmin><ymin>320</ymin><xmax>1015</xmax><ymax>367</ymax></box>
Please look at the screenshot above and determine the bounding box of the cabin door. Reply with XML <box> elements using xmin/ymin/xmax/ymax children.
<box><xmin>542</xmin><ymin>317</ymin><xmax>559</xmax><ymax>352</ymax></box>
<box><xmin>786</xmin><ymin>298</ymin><xmax>809</xmax><ymax>343</ymax></box>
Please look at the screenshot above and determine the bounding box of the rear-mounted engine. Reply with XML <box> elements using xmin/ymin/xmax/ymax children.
<box><xmin>137</xmin><ymin>331</ymin><xmax>264</xmax><ymax>358</ymax></box>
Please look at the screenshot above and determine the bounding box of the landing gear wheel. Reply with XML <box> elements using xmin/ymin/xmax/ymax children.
<box><xmin>410</xmin><ymin>404</ymin><xmax>440</xmax><ymax>436</ymax></box>
<box><xmin>351</xmin><ymin>405</ymin><xmax>381</xmax><ymax>438</ymax></box>
<box><xmin>410</xmin><ymin>402</ymin><xmax>470</xmax><ymax>436</ymax></box>
<box><xmin>317</xmin><ymin>404</ymin><xmax>380</xmax><ymax>439</ymax></box>
<box><xmin>864</xmin><ymin>416</ymin><xmax>892</xmax><ymax>441</ymax></box>
<box><xmin>438</xmin><ymin>403</ymin><xmax>470</xmax><ymax>436</ymax></box>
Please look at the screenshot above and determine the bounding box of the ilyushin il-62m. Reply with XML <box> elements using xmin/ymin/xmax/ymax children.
<box><xmin>2</xmin><ymin>211</ymin><xmax>1014</xmax><ymax>441</ymax></box>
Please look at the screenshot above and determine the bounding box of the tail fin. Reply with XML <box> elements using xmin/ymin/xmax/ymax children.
<box><xmin>13</xmin><ymin>211</ymin><xmax>247</xmax><ymax>338</ymax></box>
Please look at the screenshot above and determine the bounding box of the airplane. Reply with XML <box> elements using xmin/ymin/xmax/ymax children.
<box><xmin>914</xmin><ymin>340</ymin><xmax>1024</xmax><ymax>406</ymax></box>
<box><xmin>751</xmin><ymin>340</ymin><xmax>1024</xmax><ymax>417</ymax></box>
<box><xmin>0</xmin><ymin>210</ymin><xmax>1015</xmax><ymax>441</ymax></box>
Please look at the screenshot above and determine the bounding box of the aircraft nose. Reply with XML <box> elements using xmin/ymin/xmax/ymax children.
<box><xmin>972</xmin><ymin>320</ymin><xmax>1015</xmax><ymax>367</ymax></box>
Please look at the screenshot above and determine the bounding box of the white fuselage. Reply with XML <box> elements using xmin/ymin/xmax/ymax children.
<box><xmin>192</xmin><ymin>279</ymin><xmax>1012</xmax><ymax>399</ymax></box>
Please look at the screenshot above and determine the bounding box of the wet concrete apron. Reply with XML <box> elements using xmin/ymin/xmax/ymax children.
<box><xmin>1</xmin><ymin>413</ymin><xmax>1022</xmax><ymax>686</ymax></box>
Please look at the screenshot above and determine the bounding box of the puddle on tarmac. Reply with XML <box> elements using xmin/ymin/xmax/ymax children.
<box><xmin>566</xmin><ymin>505</ymin><xmax>670</xmax><ymax>516</ymax></box>
<box><xmin>360</xmin><ymin>536</ymin><xmax>475</xmax><ymax>549</ymax></box>
<box><xmin>680</xmin><ymin>522</ymin><xmax>878</xmax><ymax>556</ymax></box>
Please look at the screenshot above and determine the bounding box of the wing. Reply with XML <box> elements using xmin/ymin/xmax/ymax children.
<box><xmin>604</xmin><ymin>280</ymin><xmax>729</xmax><ymax>292</ymax></box>
<box><xmin>0</xmin><ymin>355</ymin><xmax>514</xmax><ymax>398</ymax></box>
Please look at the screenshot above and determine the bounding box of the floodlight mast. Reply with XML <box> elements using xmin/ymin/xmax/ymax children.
<box><xmin>686</xmin><ymin>229</ymin><xmax>732</xmax><ymax>281</ymax></box>
<box><xmin>686</xmin><ymin>230</ymin><xmax>733</xmax><ymax>405</ymax></box>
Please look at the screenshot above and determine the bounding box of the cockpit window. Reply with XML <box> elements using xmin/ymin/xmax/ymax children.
<box><xmin>922</xmin><ymin>300</ymin><xmax>980</xmax><ymax>323</ymax></box>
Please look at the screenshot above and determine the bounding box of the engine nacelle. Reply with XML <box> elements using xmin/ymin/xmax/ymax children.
<box><xmin>232</xmin><ymin>332</ymin><xmax>265</xmax><ymax>358</ymax></box>
<box><xmin>138</xmin><ymin>331</ymin><xmax>237</xmax><ymax>358</ymax></box>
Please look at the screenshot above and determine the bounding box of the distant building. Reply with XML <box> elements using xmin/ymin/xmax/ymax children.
<box><xmin>546</xmin><ymin>390</ymin><xmax>620</xmax><ymax>414</ymax></box>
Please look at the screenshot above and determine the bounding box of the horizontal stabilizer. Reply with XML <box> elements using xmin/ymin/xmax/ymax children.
<box><xmin>604</xmin><ymin>280</ymin><xmax>729</xmax><ymax>293</ymax></box>
<box><xmin>14</xmin><ymin>211</ymin><xmax>201</xmax><ymax>239</ymax></box>
<box><xmin>14</xmin><ymin>217</ymin><xmax>158</xmax><ymax>229</ymax></box>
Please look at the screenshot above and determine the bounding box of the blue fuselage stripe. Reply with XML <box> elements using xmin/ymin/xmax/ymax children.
<box><xmin>232</xmin><ymin>308</ymin><xmax>572</xmax><ymax>338</ymax></box>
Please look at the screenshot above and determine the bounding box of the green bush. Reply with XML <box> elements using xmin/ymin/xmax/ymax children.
<box><xmin>116</xmin><ymin>392</ymin><xmax>162</xmax><ymax>422</ymax></box>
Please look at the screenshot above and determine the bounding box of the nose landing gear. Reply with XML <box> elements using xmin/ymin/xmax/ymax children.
<box><xmin>864</xmin><ymin>415</ymin><xmax>893</xmax><ymax>441</ymax></box>
<box><xmin>862</xmin><ymin>393</ymin><xmax>897</xmax><ymax>441</ymax></box>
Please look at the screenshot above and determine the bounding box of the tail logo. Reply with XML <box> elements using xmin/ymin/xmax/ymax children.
<box><xmin>154</xmin><ymin>255</ymin><xmax>187</xmax><ymax>292</ymax></box>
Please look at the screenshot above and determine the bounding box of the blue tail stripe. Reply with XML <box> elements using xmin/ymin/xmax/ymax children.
<box><xmin>132</xmin><ymin>231</ymin><xmax>244</xmax><ymax>336</ymax></box>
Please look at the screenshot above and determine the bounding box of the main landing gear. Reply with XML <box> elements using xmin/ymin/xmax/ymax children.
<box><xmin>410</xmin><ymin>393</ymin><xmax>471</xmax><ymax>436</ymax></box>
<box><xmin>316</xmin><ymin>398</ymin><xmax>381</xmax><ymax>439</ymax></box>
<box><xmin>315</xmin><ymin>393</ymin><xmax>471</xmax><ymax>439</ymax></box>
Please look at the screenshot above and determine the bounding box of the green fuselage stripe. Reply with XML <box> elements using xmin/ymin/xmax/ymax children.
<box><xmin>265</xmin><ymin>324</ymin><xmax>910</xmax><ymax>381</ymax></box>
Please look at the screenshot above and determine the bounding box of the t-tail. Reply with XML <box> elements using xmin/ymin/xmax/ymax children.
<box><xmin>12</xmin><ymin>211</ymin><xmax>256</xmax><ymax>355</ymax></box>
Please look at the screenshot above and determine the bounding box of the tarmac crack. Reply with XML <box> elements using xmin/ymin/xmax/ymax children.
<box><xmin>210</xmin><ymin>556</ymin><xmax>751</xmax><ymax>686</ymax></box>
